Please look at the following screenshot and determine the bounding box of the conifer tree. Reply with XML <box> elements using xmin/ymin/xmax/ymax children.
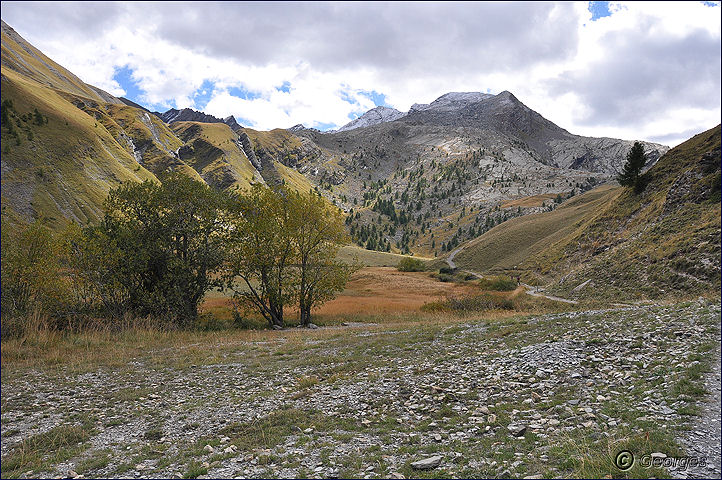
<box><xmin>617</xmin><ymin>142</ymin><xmax>648</xmax><ymax>193</ymax></box>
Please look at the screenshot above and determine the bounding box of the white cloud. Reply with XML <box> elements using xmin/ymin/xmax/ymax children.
<box><xmin>1</xmin><ymin>1</ymin><xmax>719</xmax><ymax>145</ymax></box>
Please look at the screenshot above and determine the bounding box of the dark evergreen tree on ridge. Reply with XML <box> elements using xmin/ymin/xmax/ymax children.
<box><xmin>617</xmin><ymin>141</ymin><xmax>648</xmax><ymax>193</ymax></box>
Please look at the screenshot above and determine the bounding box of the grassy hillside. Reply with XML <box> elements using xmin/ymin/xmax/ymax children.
<box><xmin>171</xmin><ymin>122</ymin><xmax>259</xmax><ymax>191</ymax></box>
<box><xmin>337</xmin><ymin>244</ymin><xmax>432</xmax><ymax>267</ymax></box>
<box><xmin>1</xmin><ymin>20</ymin><xmax>119</xmax><ymax>104</ymax></box>
<box><xmin>453</xmin><ymin>184</ymin><xmax>619</xmax><ymax>273</ymax></box>
<box><xmin>0</xmin><ymin>22</ymin><xmax>212</xmax><ymax>229</ymax></box>
<box><xmin>454</xmin><ymin>125</ymin><xmax>721</xmax><ymax>301</ymax></box>
<box><xmin>1</xmin><ymin>69</ymin><xmax>157</xmax><ymax>229</ymax></box>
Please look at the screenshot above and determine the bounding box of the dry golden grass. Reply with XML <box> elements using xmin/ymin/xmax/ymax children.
<box><xmin>315</xmin><ymin>267</ymin><xmax>478</xmax><ymax>315</ymax></box>
<box><xmin>201</xmin><ymin>266</ymin><xmax>478</xmax><ymax>321</ymax></box>
<box><xmin>336</xmin><ymin>245</ymin><xmax>431</xmax><ymax>267</ymax></box>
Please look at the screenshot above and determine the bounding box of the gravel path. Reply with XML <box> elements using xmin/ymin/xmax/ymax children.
<box><xmin>671</xmin><ymin>342</ymin><xmax>721</xmax><ymax>479</ymax></box>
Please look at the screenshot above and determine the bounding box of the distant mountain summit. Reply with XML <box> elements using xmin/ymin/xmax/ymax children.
<box><xmin>337</xmin><ymin>106</ymin><xmax>406</xmax><ymax>132</ymax></box>
<box><xmin>409</xmin><ymin>91</ymin><xmax>495</xmax><ymax>113</ymax></box>
<box><xmin>336</xmin><ymin>93</ymin><xmax>496</xmax><ymax>132</ymax></box>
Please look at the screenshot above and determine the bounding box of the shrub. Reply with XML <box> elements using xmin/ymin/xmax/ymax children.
<box><xmin>1</xmin><ymin>219</ymin><xmax>68</xmax><ymax>320</ymax></box>
<box><xmin>478</xmin><ymin>276</ymin><xmax>517</xmax><ymax>291</ymax></box>
<box><xmin>421</xmin><ymin>293</ymin><xmax>516</xmax><ymax>312</ymax></box>
<box><xmin>439</xmin><ymin>266</ymin><xmax>456</xmax><ymax>275</ymax></box>
<box><xmin>397</xmin><ymin>257</ymin><xmax>426</xmax><ymax>272</ymax></box>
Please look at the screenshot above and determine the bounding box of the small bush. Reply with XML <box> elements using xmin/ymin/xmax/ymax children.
<box><xmin>439</xmin><ymin>266</ymin><xmax>457</xmax><ymax>275</ymax></box>
<box><xmin>478</xmin><ymin>276</ymin><xmax>517</xmax><ymax>291</ymax></box>
<box><xmin>397</xmin><ymin>257</ymin><xmax>426</xmax><ymax>272</ymax></box>
<box><xmin>422</xmin><ymin>293</ymin><xmax>515</xmax><ymax>312</ymax></box>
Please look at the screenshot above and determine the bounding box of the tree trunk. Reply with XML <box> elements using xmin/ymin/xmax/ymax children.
<box><xmin>301</xmin><ymin>305</ymin><xmax>312</xmax><ymax>327</ymax></box>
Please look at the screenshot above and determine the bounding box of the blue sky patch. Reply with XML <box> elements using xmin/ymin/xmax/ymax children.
<box><xmin>313</xmin><ymin>121</ymin><xmax>337</xmax><ymax>131</ymax></box>
<box><xmin>228</xmin><ymin>86</ymin><xmax>262</xmax><ymax>100</ymax></box>
<box><xmin>276</xmin><ymin>81</ymin><xmax>292</xmax><ymax>93</ymax></box>
<box><xmin>113</xmin><ymin>65</ymin><xmax>143</xmax><ymax>101</ymax></box>
<box><xmin>588</xmin><ymin>1</ymin><xmax>612</xmax><ymax>21</ymax></box>
<box><xmin>234</xmin><ymin>116</ymin><xmax>253</xmax><ymax>127</ymax></box>
<box><xmin>192</xmin><ymin>80</ymin><xmax>215</xmax><ymax>110</ymax></box>
<box><xmin>338</xmin><ymin>89</ymin><xmax>358</xmax><ymax>105</ymax></box>
<box><xmin>360</xmin><ymin>90</ymin><xmax>390</xmax><ymax>107</ymax></box>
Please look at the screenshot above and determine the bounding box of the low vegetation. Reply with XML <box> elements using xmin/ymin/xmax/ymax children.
<box><xmin>477</xmin><ymin>275</ymin><xmax>517</xmax><ymax>292</ymax></box>
<box><xmin>396</xmin><ymin>257</ymin><xmax>426</xmax><ymax>272</ymax></box>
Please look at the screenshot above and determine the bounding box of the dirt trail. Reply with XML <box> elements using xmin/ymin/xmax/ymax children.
<box><xmin>445</xmin><ymin>246</ymin><xmax>578</xmax><ymax>304</ymax></box>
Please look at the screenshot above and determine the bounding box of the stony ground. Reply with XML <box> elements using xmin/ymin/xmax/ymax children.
<box><xmin>1</xmin><ymin>299</ymin><xmax>720</xmax><ymax>479</ymax></box>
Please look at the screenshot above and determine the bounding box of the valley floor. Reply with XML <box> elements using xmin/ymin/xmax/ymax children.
<box><xmin>1</xmin><ymin>297</ymin><xmax>720</xmax><ymax>479</ymax></box>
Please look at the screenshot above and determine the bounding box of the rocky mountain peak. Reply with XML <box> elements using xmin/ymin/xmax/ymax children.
<box><xmin>223</xmin><ymin>115</ymin><xmax>242</xmax><ymax>132</ymax></box>
<box><xmin>336</xmin><ymin>106</ymin><xmax>406</xmax><ymax>132</ymax></box>
<box><xmin>409</xmin><ymin>91</ymin><xmax>495</xmax><ymax>114</ymax></box>
<box><xmin>157</xmin><ymin>108</ymin><xmax>227</xmax><ymax>125</ymax></box>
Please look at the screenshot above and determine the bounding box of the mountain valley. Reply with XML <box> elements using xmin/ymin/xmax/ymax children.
<box><xmin>1</xmin><ymin>12</ymin><xmax>720</xmax><ymax>480</ymax></box>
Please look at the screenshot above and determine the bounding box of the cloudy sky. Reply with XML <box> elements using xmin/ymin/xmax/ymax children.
<box><xmin>1</xmin><ymin>1</ymin><xmax>720</xmax><ymax>145</ymax></box>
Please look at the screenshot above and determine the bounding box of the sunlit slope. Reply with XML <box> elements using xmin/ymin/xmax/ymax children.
<box><xmin>171</xmin><ymin>121</ymin><xmax>260</xmax><ymax>191</ymax></box>
<box><xmin>1</xmin><ymin>20</ymin><xmax>208</xmax><ymax>228</ymax></box>
<box><xmin>242</xmin><ymin>128</ymin><xmax>316</xmax><ymax>193</ymax></box>
<box><xmin>1</xmin><ymin>69</ymin><xmax>157</xmax><ymax>229</ymax></box>
<box><xmin>1</xmin><ymin>20</ymin><xmax>119</xmax><ymax>104</ymax></box>
<box><xmin>66</xmin><ymin>98</ymin><xmax>204</xmax><ymax>182</ymax></box>
<box><xmin>453</xmin><ymin>185</ymin><xmax>619</xmax><ymax>273</ymax></box>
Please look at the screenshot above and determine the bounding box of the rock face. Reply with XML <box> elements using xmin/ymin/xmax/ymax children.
<box><xmin>337</xmin><ymin>106</ymin><xmax>406</xmax><ymax>132</ymax></box>
<box><xmin>223</xmin><ymin>115</ymin><xmax>243</xmax><ymax>132</ymax></box>
<box><xmin>156</xmin><ymin>108</ymin><xmax>228</xmax><ymax>125</ymax></box>
<box><xmin>548</xmin><ymin>136</ymin><xmax>667</xmax><ymax>175</ymax></box>
<box><xmin>155</xmin><ymin>108</ymin><xmax>243</xmax><ymax>132</ymax></box>
<box><xmin>237</xmin><ymin>131</ymin><xmax>262</xmax><ymax>171</ymax></box>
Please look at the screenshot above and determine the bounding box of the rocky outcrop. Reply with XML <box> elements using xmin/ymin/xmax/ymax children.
<box><xmin>549</xmin><ymin>137</ymin><xmax>668</xmax><ymax>175</ymax></box>
<box><xmin>237</xmin><ymin>131</ymin><xmax>261</xmax><ymax>171</ymax></box>
<box><xmin>409</xmin><ymin>91</ymin><xmax>494</xmax><ymax>113</ymax></box>
<box><xmin>223</xmin><ymin>115</ymin><xmax>243</xmax><ymax>132</ymax></box>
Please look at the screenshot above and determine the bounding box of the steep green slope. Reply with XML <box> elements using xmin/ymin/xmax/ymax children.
<box><xmin>1</xmin><ymin>20</ymin><xmax>120</xmax><ymax>104</ymax></box>
<box><xmin>453</xmin><ymin>184</ymin><xmax>620</xmax><ymax>273</ymax></box>
<box><xmin>454</xmin><ymin>125</ymin><xmax>721</xmax><ymax>300</ymax></box>
<box><xmin>1</xmin><ymin>68</ymin><xmax>157</xmax><ymax>229</ymax></box>
<box><xmin>171</xmin><ymin>121</ymin><xmax>260</xmax><ymax>191</ymax></box>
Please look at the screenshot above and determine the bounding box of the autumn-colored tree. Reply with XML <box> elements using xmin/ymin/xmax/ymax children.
<box><xmin>226</xmin><ymin>186</ymin><xmax>356</xmax><ymax>328</ymax></box>
<box><xmin>100</xmin><ymin>173</ymin><xmax>230</xmax><ymax>325</ymax></box>
<box><xmin>291</xmin><ymin>190</ymin><xmax>358</xmax><ymax>326</ymax></box>
<box><xmin>225</xmin><ymin>185</ymin><xmax>296</xmax><ymax>328</ymax></box>
<box><xmin>0</xmin><ymin>218</ymin><xmax>64</xmax><ymax>318</ymax></box>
